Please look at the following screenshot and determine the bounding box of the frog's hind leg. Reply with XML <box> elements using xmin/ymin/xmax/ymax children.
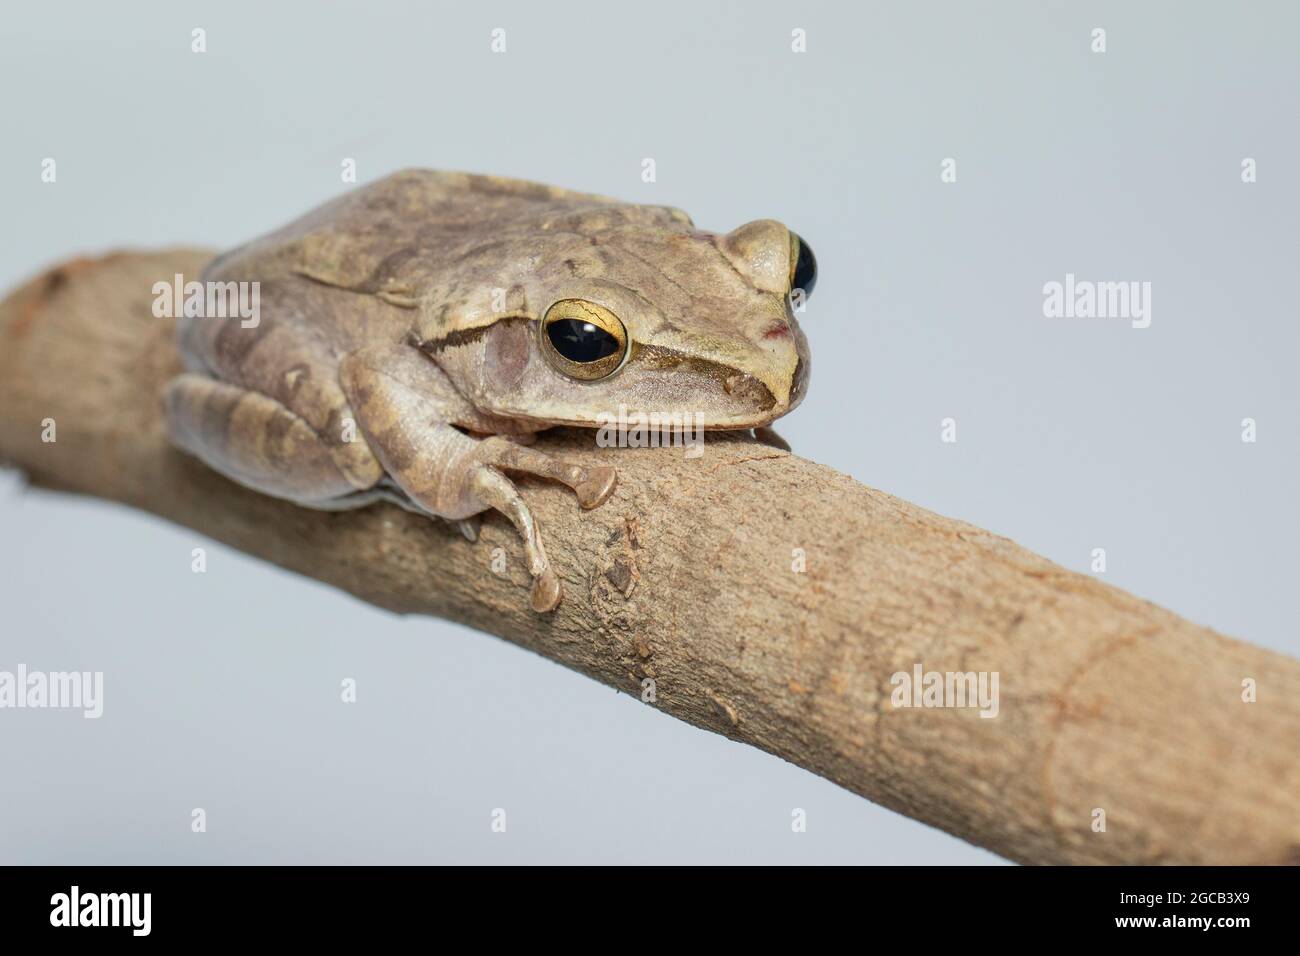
<box><xmin>174</xmin><ymin>277</ymin><xmax>385</xmax><ymax>495</ymax></box>
<box><xmin>167</xmin><ymin>374</ymin><xmax>481</xmax><ymax>539</ymax></box>
<box><xmin>163</xmin><ymin>372</ymin><xmax>379</xmax><ymax>504</ymax></box>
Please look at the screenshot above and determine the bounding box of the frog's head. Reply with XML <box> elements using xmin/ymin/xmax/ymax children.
<box><xmin>424</xmin><ymin>204</ymin><xmax>814</xmax><ymax>430</ymax></box>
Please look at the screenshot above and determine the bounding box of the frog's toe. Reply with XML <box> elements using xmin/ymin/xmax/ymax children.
<box><xmin>455</xmin><ymin>516</ymin><xmax>481</xmax><ymax>542</ymax></box>
<box><xmin>574</xmin><ymin>465</ymin><xmax>617</xmax><ymax>510</ymax></box>
<box><xmin>530</xmin><ymin>567</ymin><xmax>563</xmax><ymax>613</ymax></box>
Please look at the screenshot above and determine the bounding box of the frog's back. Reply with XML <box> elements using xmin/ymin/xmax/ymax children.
<box><xmin>204</xmin><ymin>168</ymin><xmax>620</xmax><ymax>287</ymax></box>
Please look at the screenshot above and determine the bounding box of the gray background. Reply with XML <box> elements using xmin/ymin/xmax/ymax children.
<box><xmin>1</xmin><ymin>1</ymin><xmax>1296</xmax><ymax>864</ymax></box>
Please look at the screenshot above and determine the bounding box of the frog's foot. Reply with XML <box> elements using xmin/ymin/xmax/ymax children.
<box><xmin>325</xmin><ymin>468</ymin><xmax>546</xmax><ymax>606</ymax></box>
<box><xmin>573</xmin><ymin>465</ymin><xmax>618</xmax><ymax>509</ymax></box>
<box><xmin>470</xmin><ymin>465</ymin><xmax>562</xmax><ymax>612</ymax></box>
<box><xmin>457</xmin><ymin>439</ymin><xmax>617</xmax><ymax>611</ymax></box>
<box><xmin>753</xmin><ymin>426</ymin><xmax>791</xmax><ymax>452</ymax></box>
<box><xmin>477</xmin><ymin>437</ymin><xmax>617</xmax><ymax>510</ymax></box>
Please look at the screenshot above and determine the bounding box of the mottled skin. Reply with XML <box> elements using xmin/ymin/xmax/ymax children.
<box><xmin>164</xmin><ymin>169</ymin><xmax>812</xmax><ymax>610</ymax></box>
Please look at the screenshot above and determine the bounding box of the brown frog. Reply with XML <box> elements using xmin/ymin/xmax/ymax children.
<box><xmin>164</xmin><ymin>169</ymin><xmax>814</xmax><ymax>611</ymax></box>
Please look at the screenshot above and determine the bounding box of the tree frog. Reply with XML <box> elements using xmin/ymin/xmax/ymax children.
<box><xmin>164</xmin><ymin>169</ymin><xmax>814</xmax><ymax>611</ymax></box>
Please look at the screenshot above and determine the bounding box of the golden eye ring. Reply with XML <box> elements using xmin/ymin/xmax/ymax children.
<box><xmin>538</xmin><ymin>299</ymin><xmax>629</xmax><ymax>381</ymax></box>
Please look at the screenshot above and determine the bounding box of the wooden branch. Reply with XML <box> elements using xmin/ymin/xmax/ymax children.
<box><xmin>2</xmin><ymin>249</ymin><xmax>1298</xmax><ymax>866</ymax></box>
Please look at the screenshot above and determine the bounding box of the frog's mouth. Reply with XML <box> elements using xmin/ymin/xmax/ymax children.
<box><xmin>500</xmin><ymin>378</ymin><xmax>797</xmax><ymax>433</ymax></box>
<box><xmin>608</xmin><ymin>339</ymin><xmax>803</xmax><ymax>426</ymax></box>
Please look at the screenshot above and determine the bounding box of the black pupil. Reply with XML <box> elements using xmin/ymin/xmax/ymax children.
<box><xmin>793</xmin><ymin>235</ymin><xmax>817</xmax><ymax>297</ymax></box>
<box><xmin>547</xmin><ymin>319</ymin><xmax>619</xmax><ymax>363</ymax></box>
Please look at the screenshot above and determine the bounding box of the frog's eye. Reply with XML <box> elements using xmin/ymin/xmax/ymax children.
<box><xmin>540</xmin><ymin>299</ymin><xmax>629</xmax><ymax>381</ymax></box>
<box><xmin>789</xmin><ymin>233</ymin><xmax>818</xmax><ymax>298</ymax></box>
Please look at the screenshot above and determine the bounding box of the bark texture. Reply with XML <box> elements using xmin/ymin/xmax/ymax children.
<box><xmin>2</xmin><ymin>250</ymin><xmax>1297</xmax><ymax>865</ymax></box>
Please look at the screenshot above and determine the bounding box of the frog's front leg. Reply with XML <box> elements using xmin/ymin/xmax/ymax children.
<box><xmin>471</xmin><ymin>436</ymin><xmax>617</xmax><ymax>510</ymax></box>
<box><xmin>339</xmin><ymin>346</ymin><xmax>616</xmax><ymax>612</ymax></box>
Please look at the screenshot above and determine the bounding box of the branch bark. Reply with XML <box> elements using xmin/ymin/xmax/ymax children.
<box><xmin>2</xmin><ymin>250</ymin><xmax>1298</xmax><ymax>865</ymax></box>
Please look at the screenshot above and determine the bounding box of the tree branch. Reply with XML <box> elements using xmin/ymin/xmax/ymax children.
<box><xmin>2</xmin><ymin>250</ymin><xmax>1297</xmax><ymax>865</ymax></box>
